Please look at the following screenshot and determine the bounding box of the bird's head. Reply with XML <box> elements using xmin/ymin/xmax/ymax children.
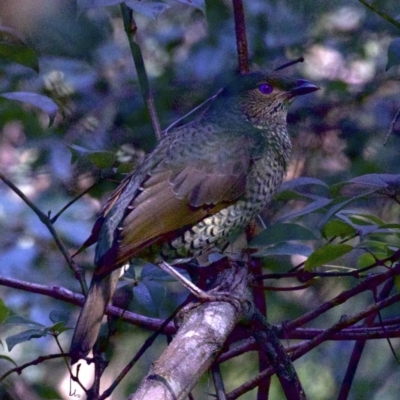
<box><xmin>214</xmin><ymin>71</ymin><xmax>319</xmax><ymax>127</ymax></box>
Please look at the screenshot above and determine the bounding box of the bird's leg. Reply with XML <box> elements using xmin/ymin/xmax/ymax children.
<box><xmin>157</xmin><ymin>259</ymin><xmax>242</xmax><ymax>312</ymax></box>
<box><xmin>157</xmin><ymin>260</ymin><xmax>207</xmax><ymax>298</ymax></box>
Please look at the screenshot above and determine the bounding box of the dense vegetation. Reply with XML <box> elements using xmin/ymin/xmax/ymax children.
<box><xmin>1</xmin><ymin>1</ymin><xmax>400</xmax><ymax>399</ymax></box>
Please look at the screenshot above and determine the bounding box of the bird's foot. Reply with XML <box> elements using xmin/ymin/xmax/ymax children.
<box><xmin>176</xmin><ymin>290</ymin><xmax>242</xmax><ymax>323</ymax></box>
<box><xmin>195</xmin><ymin>288</ymin><xmax>242</xmax><ymax>312</ymax></box>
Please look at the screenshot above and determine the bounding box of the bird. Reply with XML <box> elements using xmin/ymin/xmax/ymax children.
<box><xmin>69</xmin><ymin>70</ymin><xmax>319</xmax><ymax>364</ymax></box>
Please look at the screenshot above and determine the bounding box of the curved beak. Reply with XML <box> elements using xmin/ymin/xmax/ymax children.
<box><xmin>290</xmin><ymin>79</ymin><xmax>320</xmax><ymax>97</ymax></box>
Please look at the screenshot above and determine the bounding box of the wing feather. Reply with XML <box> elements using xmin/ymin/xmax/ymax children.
<box><xmin>92</xmin><ymin>125</ymin><xmax>262</xmax><ymax>267</ymax></box>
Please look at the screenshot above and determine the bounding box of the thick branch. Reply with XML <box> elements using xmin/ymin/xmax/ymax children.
<box><xmin>248</xmin><ymin>311</ymin><xmax>306</xmax><ymax>400</ymax></box>
<box><xmin>127</xmin><ymin>260</ymin><xmax>250</xmax><ymax>400</ymax></box>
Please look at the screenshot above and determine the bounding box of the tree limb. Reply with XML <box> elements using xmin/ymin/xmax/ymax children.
<box><xmin>127</xmin><ymin>260</ymin><xmax>250</xmax><ymax>400</ymax></box>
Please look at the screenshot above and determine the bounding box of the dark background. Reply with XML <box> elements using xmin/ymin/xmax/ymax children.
<box><xmin>0</xmin><ymin>0</ymin><xmax>400</xmax><ymax>398</ymax></box>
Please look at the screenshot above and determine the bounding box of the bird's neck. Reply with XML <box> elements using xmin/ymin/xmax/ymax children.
<box><xmin>265</xmin><ymin>123</ymin><xmax>292</xmax><ymax>166</ymax></box>
<box><xmin>246</xmin><ymin>110</ymin><xmax>292</xmax><ymax>166</ymax></box>
<box><xmin>202</xmin><ymin>99</ymin><xmax>292</xmax><ymax>164</ymax></box>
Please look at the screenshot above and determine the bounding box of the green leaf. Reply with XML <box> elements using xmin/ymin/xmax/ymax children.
<box><xmin>356</xmin><ymin>240</ymin><xmax>391</xmax><ymax>257</ymax></box>
<box><xmin>124</xmin><ymin>258</ymin><xmax>149</xmax><ymax>279</ymax></box>
<box><xmin>348</xmin><ymin>213</ymin><xmax>385</xmax><ymax>226</ymax></box>
<box><xmin>249</xmin><ymin>223</ymin><xmax>317</xmax><ymax>248</ymax></box>
<box><xmin>77</xmin><ymin>0</ymin><xmax>123</xmax><ymax>9</ymax></box>
<box><xmin>331</xmin><ymin>174</ymin><xmax>400</xmax><ymax>197</ymax></box>
<box><xmin>0</xmin><ymin>26</ymin><xmax>39</xmax><ymax>72</ymax></box>
<box><xmin>131</xmin><ymin>281</ymin><xmax>166</xmax><ymax>316</ymax></box>
<box><xmin>125</xmin><ymin>1</ymin><xmax>170</xmax><ymax>20</ymax></box>
<box><xmin>394</xmin><ymin>275</ymin><xmax>400</xmax><ymax>293</ymax></box>
<box><xmin>87</xmin><ymin>151</ymin><xmax>116</xmax><ymax>169</ymax></box>
<box><xmin>50</xmin><ymin>322</ymin><xmax>70</xmax><ymax>334</ymax></box>
<box><xmin>174</xmin><ymin>0</ymin><xmax>205</xmax><ymax>12</ymax></box>
<box><xmin>31</xmin><ymin>384</ymin><xmax>60</xmax><ymax>399</ymax></box>
<box><xmin>317</xmin><ymin>191</ymin><xmax>377</xmax><ymax>229</ymax></box>
<box><xmin>68</xmin><ymin>145</ymin><xmax>116</xmax><ymax>168</ymax></box>
<box><xmin>274</xmin><ymin>190</ymin><xmax>312</xmax><ymax>202</ymax></box>
<box><xmin>322</xmin><ymin>220</ymin><xmax>356</xmax><ymax>239</ymax></box>
<box><xmin>277</xmin><ymin>198</ymin><xmax>332</xmax><ymax>222</ymax></box>
<box><xmin>0</xmin><ymin>92</ymin><xmax>58</xmax><ymax>125</ymax></box>
<box><xmin>326</xmin><ymin>80</ymin><xmax>348</xmax><ymax>92</ymax></box>
<box><xmin>379</xmin><ymin>223</ymin><xmax>400</xmax><ymax>230</ymax></box>
<box><xmin>6</xmin><ymin>328</ymin><xmax>49</xmax><ymax>351</ymax></box>
<box><xmin>367</xmin><ymin>234</ymin><xmax>400</xmax><ymax>248</ymax></box>
<box><xmin>0</xmin><ymin>354</ymin><xmax>18</xmax><ymax>367</ymax></box>
<box><xmin>357</xmin><ymin>225</ymin><xmax>380</xmax><ymax>238</ymax></box>
<box><xmin>2</xmin><ymin>315</ymin><xmax>45</xmax><ymax>327</ymax></box>
<box><xmin>348</xmin><ymin>174</ymin><xmax>400</xmax><ymax>188</ymax></box>
<box><xmin>49</xmin><ymin>310</ymin><xmax>70</xmax><ymax>325</ymax></box>
<box><xmin>68</xmin><ymin>144</ymin><xmax>90</xmax><ymax>163</ymax></box>
<box><xmin>143</xmin><ymin>280</ymin><xmax>167</xmax><ymax>311</ymax></box>
<box><xmin>305</xmin><ymin>244</ymin><xmax>353</xmax><ymax>271</ymax></box>
<box><xmin>117</xmin><ymin>162</ymin><xmax>135</xmax><ymax>174</ymax></box>
<box><xmin>253</xmin><ymin>243</ymin><xmax>313</xmax><ymax>257</ymax></box>
<box><xmin>386</xmin><ymin>38</ymin><xmax>400</xmax><ymax>71</ymax></box>
<box><xmin>279</xmin><ymin>177</ymin><xmax>329</xmax><ymax>192</ymax></box>
<box><xmin>0</xmin><ymin>299</ymin><xmax>10</xmax><ymax>324</ymax></box>
<box><xmin>357</xmin><ymin>253</ymin><xmax>376</xmax><ymax>269</ymax></box>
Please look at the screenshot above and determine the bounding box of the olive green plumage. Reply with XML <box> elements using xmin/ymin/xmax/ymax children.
<box><xmin>69</xmin><ymin>71</ymin><xmax>318</xmax><ymax>364</ymax></box>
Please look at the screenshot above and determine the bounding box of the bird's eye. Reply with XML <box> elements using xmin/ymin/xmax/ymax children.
<box><xmin>258</xmin><ymin>83</ymin><xmax>273</xmax><ymax>95</ymax></box>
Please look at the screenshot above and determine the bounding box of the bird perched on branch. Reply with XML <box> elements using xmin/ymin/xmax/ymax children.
<box><xmin>69</xmin><ymin>71</ymin><xmax>319</xmax><ymax>364</ymax></box>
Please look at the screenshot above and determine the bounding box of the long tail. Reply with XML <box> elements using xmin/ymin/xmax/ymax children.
<box><xmin>69</xmin><ymin>269</ymin><xmax>121</xmax><ymax>364</ymax></box>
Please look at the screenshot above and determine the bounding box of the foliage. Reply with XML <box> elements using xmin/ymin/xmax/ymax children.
<box><xmin>1</xmin><ymin>0</ymin><xmax>400</xmax><ymax>399</ymax></box>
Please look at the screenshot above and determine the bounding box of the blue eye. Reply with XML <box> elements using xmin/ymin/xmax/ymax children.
<box><xmin>259</xmin><ymin>83</ymin><xmax>273</xmax><ymax>95</ymax></box>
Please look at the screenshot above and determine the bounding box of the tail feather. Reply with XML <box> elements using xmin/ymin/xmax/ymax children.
<box><xmin>69</xmin><ymin>269</ymin><xmax>121</xmax><ymax>364</ymax></box>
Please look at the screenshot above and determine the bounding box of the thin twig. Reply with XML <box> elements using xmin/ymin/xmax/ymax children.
<box><xmin>164</xmin><ymin>90</ymin><xmax>221</xmax><ymax>134</ymax></box>
<box><xmin>282</xmin><ymin>263</ymin><xmax>400</xmax><ymax>334</ymax></box>
<box><xmin>254</xmin><ymin>282</ymin><xmax>314</xmax><ymax>291</ymax></box>
<box><xmin>357</xmin><ymin>0</ymin><xmax>400</xmax><ymax>30</ymax></box>
<box><xmin>52</xmin><ymin>334</ymin><xmax>88</xmax><ymax>394</ymax></box>
<box><xmin>383</xmin><ymin>106</ymin><xmax>400</xmax><ymax>146</ymax></box>
<box><xmin>246</xmin><ymin>224</ymin><xmax>271</xmax><ymax>398</ymax></box>
<box><xmin>227</xmin><ymin>291</ymin><xmax>400</xmax><ymax>400</ymax></box>
<box><xmin>50</xmin><ymin>182</ymin><xmax>98</xmax><ymax>224</ymax></box>
<box><xmin>274</xmin><ymin>57</ymin><xmax>304</xmax><ymax>71</ymax></box>
<box><xmin>0</xmin><ymin>275</ymin><xmax>175</xmax><ymax>333</ymax></box>
<box><xmin>120</xmin><ymin>4</ymin><xmax>162</xmax><ymax>140</ymax></box>
<box><xmin>211</xmin><ymin>364</ymin><xmax>228</xmax><ymax>400</ymax></box>
<box><xmin>0</xmin><ymin>172</ymin><xmax>83</xmax><ymax>290</ymax></box>
<box><xmin>232</xmin><ymin>0</ymin><xmax>249</xmax><ymax>74</ymax></box>
<box><xmin>99</xmin><ymin>300</ymin><xmax>189</xmax><ymax>400</ymax></box>
<box><xmin>337</xmin><ymin>278</ymin><xmax>394</xmax><ymax>400</ymax></box>
<box><xmin>289</xmin><ymin>292</ymin><xmax>400</xmax><ymax>362</ymax></box>
<box><xmin>0</xmin><ymin>354</ymin><xmax>65</xmax><ymax>382</ymax></box>
<box><xmin>218</xmin><ymin>322</ymin><xmax>400</xmax><ymax>364</ymax></box>
<box><xmin>257</xmin><ymin>270</ymin><xmax>363</xmax><ymax>280</ymax></box>
<box><xmin>285</xmin><ymin>324</ymin><xmax>400</xmax><ymax>341</ymax></box>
